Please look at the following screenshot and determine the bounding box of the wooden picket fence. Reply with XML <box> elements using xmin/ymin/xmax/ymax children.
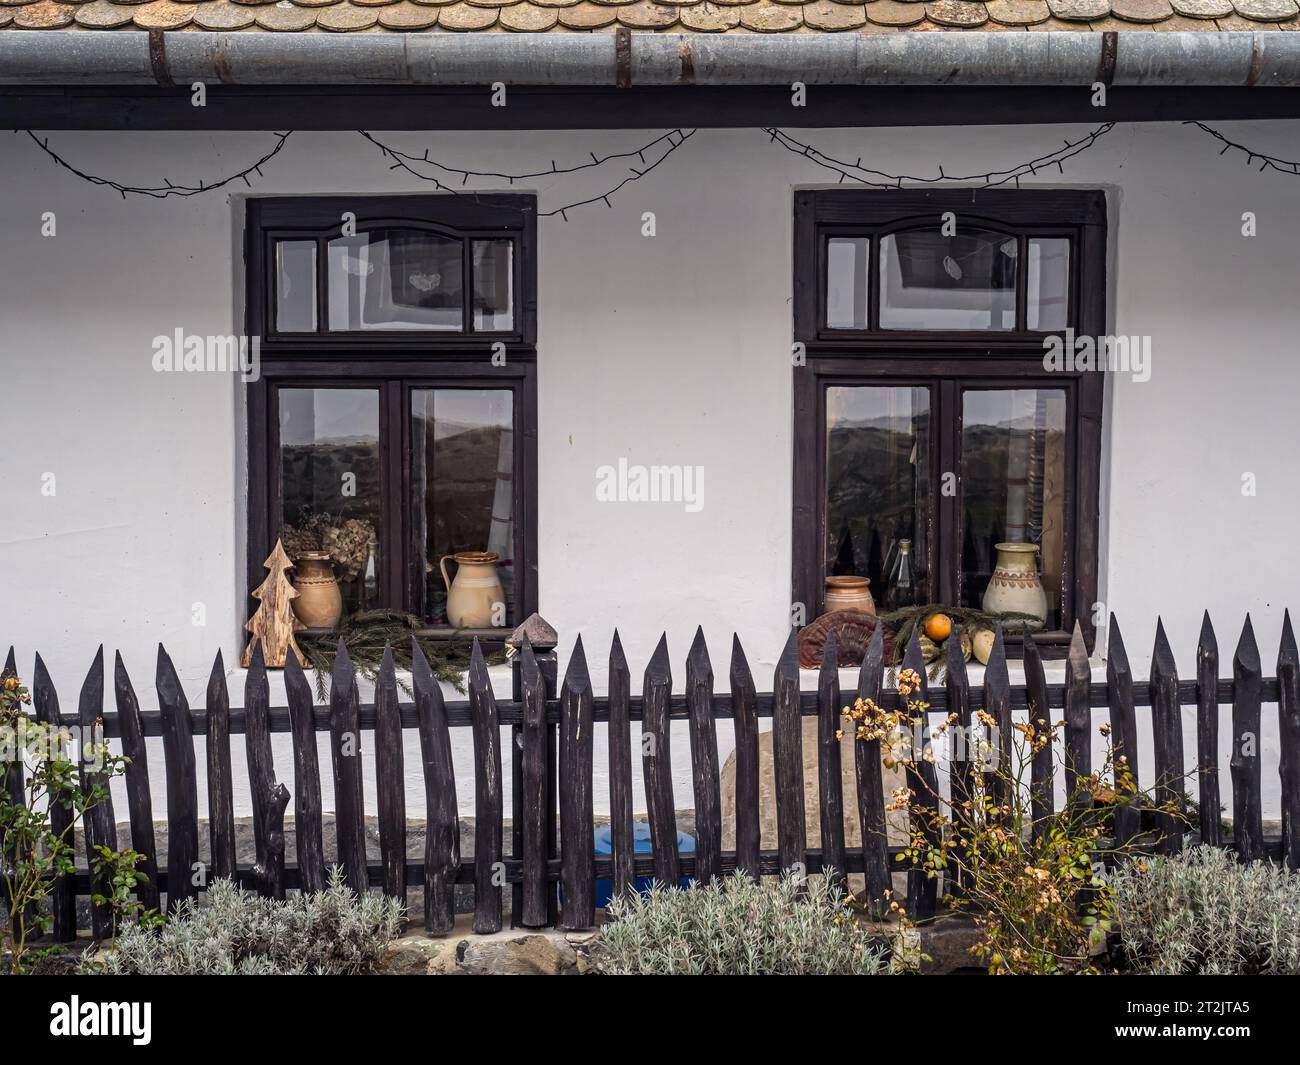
<box><xmin>2</xmin><ymin>607</ymin><xmax>1299</xmax><ymax>941</ymax></box>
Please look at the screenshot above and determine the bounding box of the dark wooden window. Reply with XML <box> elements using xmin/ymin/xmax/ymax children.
<box><xmin>246</xmin><ymin>195</ymin><xmax>538</xmax><ymax>639</ymax></box>
<box><xmin>793</xmin><ymin>189</ymin><xmax>1106</xmax><ymax>653</ymax></box>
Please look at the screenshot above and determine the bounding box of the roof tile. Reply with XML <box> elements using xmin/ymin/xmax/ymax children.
<box><xmin>439</xmin><ymin>0</ymin><xmax>500</xmax><ymax>23</ymax></box>
<box><xmin>1046</xmin><ymin>0</ymin><xmax>1107</xmax><ymax>17</ymax></box>
<box><xmin>740</xmin><ymin>0</ymin><xmax>803</xmax><ymax>25</ymax></box>
<box><xmin>13</xmin><ymin>0</ymin><xmax>75</xmax><ymax>25</ymax></box>
<box><xmin>617</xmin><ymin>0</ymin><xmax>679</xmax><ymax>24</ymax></box>
<box><xmin>73</xmin><ymin>0</ymin><xmax>136</xmax><ymax>24</ymax></box>
<box><xmin>866</xmin><ymin>0</ymin><xmax>928</xmax><ymax>22</ymax></box>
<box><xmin>1233</xmin><ymin>0</ymin><xmax>1297</xmax><ymax>17</ymax></box>
<box><xmin>802</xmin><ymin>0</ymin><xmax>867</xmax><ymax>25</ymax></box>
<box><xmin>255</xmin><ymin>1</ymin><xmax>318</xmax><ymax>25</ymax></box>
<box><xmin>678</xmin><ymin>0</ymin><xmax>740</xmax><ymax>23</ymax></box>
<box><xmin>133</xmin><ymin>0</ymin><xmax>195</xmax><ymax>25</ymax></box>
<box><xmin>927</xmin><ymin>0</ymin><xmax>989</xmax><ymax>23</ymax></box>
<box><xmin>377</xmin><ymin>0</ymin><xmax>439</xmax><ymax>22</ymax></box>
<box><xmin>1169</xmin><ymin>0</ymin><xmax>1231</xmax><ymax>13</ymax></box>
<box><xmin>501</xmin><ymin>0</ymin><xmax>560</xmax><ymax>23</ymax></box>
<box><xmin>986</xmin><ymin>0</ymin><xmax>1051</xmax><ymax>23</ymax></box>
<box><xmin>316</xmin><ymin>1</ymin><xmax>380</xmax><ymax>24</ymax></box>
<box><xmin>1109</xmin><ymin>0</ymin><xmax>1173</xmax><ymax>19</ymax></box>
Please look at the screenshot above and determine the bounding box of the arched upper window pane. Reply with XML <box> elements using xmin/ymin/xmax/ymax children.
<box><xmin>327</xmin><ymin>228</ymin><xmax>464</xmax><ymax>332</ymax></box>
<box><xmin>879</xmin><ymin>228</ymin><xmax>1017</xmax><ymax>331</ymax></box>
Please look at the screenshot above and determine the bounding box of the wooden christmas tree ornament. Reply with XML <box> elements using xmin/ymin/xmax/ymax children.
<box><xmin>242</xmin><ymin>539</ymin><xmax>306</xmax><ymax>668</ymax></box>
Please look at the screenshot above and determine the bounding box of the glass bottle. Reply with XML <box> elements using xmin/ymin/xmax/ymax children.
<box><xmin>885</xmin><ymin>538</ymin><xmax>915</xmax><ymax>611</ymax></box>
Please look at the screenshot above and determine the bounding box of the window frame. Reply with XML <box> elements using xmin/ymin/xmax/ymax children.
<box><xmin>792</xmin><ymin>188</ymin><xmax>1106</xmax><ymax>654</ymax></box>
<box><xmin>245</xmin><ymin>195</ymin><xmax>539</xmax><ymax>641</ymax></box>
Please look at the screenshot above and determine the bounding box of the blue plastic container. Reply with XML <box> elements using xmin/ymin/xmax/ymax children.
<box><xmin>594</xmin><ymin>822</ymin><xmax>695</xmax><ymax>907</ymax></box>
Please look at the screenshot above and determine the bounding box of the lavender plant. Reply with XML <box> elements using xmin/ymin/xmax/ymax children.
<box><xmin>1110</xmin><ymin>846</ymin><xmax>1300</xmax><ymax>975</ymax></box>
<box><xmin>592</xmin><ymin>871</ymin><xmax>894</xmax><ymax>976</ymax></box>
<box><xmin>93</xmin><ymin>870</ymin><xmax>403</xmax><ymax>976</ymax></box>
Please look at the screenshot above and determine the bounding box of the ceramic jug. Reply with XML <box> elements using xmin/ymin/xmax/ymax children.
<box><xmin>824</xmin><ymin>575</ymin><xmax>876</xmax><ymax>617</ymax></box>
<box><xmin>981</xmin><ymin>542</ymin><xmax>1048</xmax><ymax>629</ymax></box>
<box><xmin>439</xmin><ymin>551</ymin><xmax>506</xmax><ymax>629</ymax></box>
<box><xmin>291</xmin><ymin>552</ymin><xmax>343</xmax><ymax>629</ymax></box>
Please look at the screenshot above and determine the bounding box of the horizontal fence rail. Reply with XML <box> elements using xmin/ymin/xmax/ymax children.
<box><xmin>2</xmin><ymin>609</ymin><xmax>1298</xmax><ymax>940</ymax></box>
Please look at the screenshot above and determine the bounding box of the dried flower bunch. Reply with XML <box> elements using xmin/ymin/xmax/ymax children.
<box><xmin>92</xmin><ymin>869</ymin><xmax>403</xmax><ymax>976</ymax></box>
<box><xmin>283</xmin><ymin>512</ymin><xmax>376</xmax><ymax>580</ymax></box>
<box><xmin>593</xmin><ymin>871</ymin><xmax>896</xmax><ymax>976</ymax></box>
<box><xmin>1110</xmin><ymin>846</ymin><xmax>1300</xmax><ymax>975</ymax></box>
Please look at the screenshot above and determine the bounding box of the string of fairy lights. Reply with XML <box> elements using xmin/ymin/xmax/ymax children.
<box><xmin>12</xmin><ymin>120</ymin><xmax>1300</xmax><ymax>210</ymax></box>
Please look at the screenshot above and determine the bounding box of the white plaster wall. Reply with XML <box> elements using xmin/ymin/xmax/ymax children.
<box><xmin>1</xmin><ymin>122</ymin><xmax>1297</xmax><ymax>822</ymax></box>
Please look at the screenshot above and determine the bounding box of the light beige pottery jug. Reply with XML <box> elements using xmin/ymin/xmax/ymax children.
<box><xmin>291</xmin><ymin>552</ymin><xmax>343</xmax><ymax>629</ymax></box>
<box><xmin>440</xmin><ymin>551</ymin><xmax>505</xmax><ymax>629</ymax></box>
<box><xmin>981</xmin><ymin>542</ymin><xmax>1048</xmax><ymax>630</ymax></box>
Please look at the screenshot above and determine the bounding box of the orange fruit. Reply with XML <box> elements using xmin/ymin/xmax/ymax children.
<box><xmin>923</xmin><ymin>613</ymin><xmax>953</xmax><ymax>643</ymax></box>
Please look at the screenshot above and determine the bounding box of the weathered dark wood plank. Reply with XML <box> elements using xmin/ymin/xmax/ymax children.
<box><xmin>78</xmin><ymin>647</ymin><xmax>117</xmax><ymax>939</ymax></box>
<box><xmin>253</xmin><ymin>783</ymin><xmax>291</xmax><ymax>901</ymax></box>
<box><xmin>329</xmin><ymin>638</ymin><xmax>368</xmax><ymax>894</ymax></box>
<box><xmin>729</xmin><ymin>635</ymin><xmax>760</xmax><ymax>881</ymax></box>
<box><xmin>1196</xmin><ymin>611</ymin><xmax>1222</xmax><ymax>848</ymax></box>
<box><xmin>468</xmin><ymin>638</ymin><xmax>503</xmax><ymax>933</ymax></box>
<box><xmin>374</xmin><ymin>645</ymin><xmax>406</xmax><ymax>907</ymax></box>
<box><xmin>854</xmin><ymin>624</ymin><xmax>890</xmax><ymax>915</ymax></box>
<box><xmin>1107</xmin><ymin>614</ymin><xmax>1140</xmax><ymax>848</ymax></box>
<box><xmin>817</xmin><ymin>631</ymin><xmax>846</xmax><ymax>890</ymax></box>
<box><xmin>412</xmin><ymin>638</ymin><xmax>459</xmax><ymax>934</ymax></box>
<box><xmin>283</xmin><ymin>647</ymin><xmax>326</xmax><ymax>894</ymax></box>
<box><xmin>902</xmin><ymin>630</ymin><xmax>938</xmax><ymax>920</ymax></box>
<box><xmin>205</xmin><ymin>651</ymin><xmax>237</xmax><ymax>883</ymax></box>
<box><xmin>983</xmin><ymin>625</ymin><xmax>1012</xmax><ymax>807</ymax></box>
<box><xmin>772</xmin><ymin>629</ymin><xmax>806</xmax><ymax>876</ymax></box>
<box><xmin>1150</xmin><ymin>620</ymin><xmax>1185</xmax><ymax>856</ymax></box>
<box><xmin>686</xmin><ymin>627</ymin><xmax>722</xmax><ymax>887</ymax></box>
<box><xmin>606</xmin><ymin>631</ymin><xmax>635</xmax><ymax>901</ymax></box>
<box><xmin>641</xmin><ymin>634</ymin><xmax>679</xmax><ymax>887</ymax></box>
<box><xmin>1230</xmin><ymin>616</ymin><xmax>1264</xmax><ymax>862</ymax></box>
<box><xmin>31</xmin><ymin>653</ymin><xmax>76</xmax><ymax>941</ymax></box>
<box><xmin>1064</xmin><ymin>622</ymin><xmax>1092</xmax><ymax>816</ymax></box>
<box><xmin>520</xmin><ymin>635</ymin><xmax>549</xmax><ymax>925</ymax></box>
<box><xmin>112</xmin><ymin>652</ymin><xmax>160</xmax><ymax>914</ymax></box>
<box><xmin>243</xmin><ymin>641</ymin><xmax>278</xmax><ymax>895</ymax></box>
<box><xmin>1279</xmin><ymin>611</ymin><xmax>1300</xmax><ymax>870</ymax></box>
<box><xmin>944</xmin><ymin>627</ymin><xmax>972</xmax><ymax>896</ymax></box>
<box><xmin>1023</xmin><ymin>631</ymin><xmax>1053</xmax><ymax>842</ymax></box>
<box><xmin>559</xmin><ymin>636</ymin><xmax>595</xmax><ymax>930</ymax></box>
<box><xmin>156</xmin><ymin>645</ymin><xmax>199</xmax><ymax>913</ymax></box>
<box><xmin>0</xmin><ymin>647</ymin><xmax>23</xmax><ymax>923</ymax></box>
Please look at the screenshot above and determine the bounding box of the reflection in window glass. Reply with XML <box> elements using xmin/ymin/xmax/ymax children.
<box><xmin>327</xmin><ymin>229</ymin><xmax>464</xmax><ymax>331</ymax></box>
<box><xmin>473</xmin><ymin>240</ymin><xmax>514</xmax><ymax>332</ymax></box>
<box><xmin>879</xmin><ymin>229</ymin><xmax>1017</xmax><ymax>331</ymax></box>
<box><xmin>275</xmin><ymin>241</ymin><xmax>317</xmax><ymax>333</ymax></box>
<box><xmin>279</xmin><ymin>389</ymin><xmax>381</xmax><ymax>617</ymax></box>
<box><xmin>412</xmin><ymin>390</ymin><xmax>514</xmax><ymax>627</ymax></box>
<box><xmin>960</xmin><ymin>389</ymin><xmax>1066</xmax><ymax>630</ymax></box>
<box><xmin>1027</xmin><ymin>237</ymin><xmax>1070</xmax><ymax>332</ymax></box>
<box><xmin>825</xmin><ymin>386</ymin><xmax>930</xmax><ymax>610</ymax></box>
<box><xmin>827</xmin><ymin>237</ymin><xmax>870</xmax><ymax>329</ymax></box>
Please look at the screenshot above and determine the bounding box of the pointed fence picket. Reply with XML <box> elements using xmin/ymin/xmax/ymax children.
<box><xmin>5</xmin><ymin>609</ymin><xmax>1300</xmax><ymax>939</ymax></box>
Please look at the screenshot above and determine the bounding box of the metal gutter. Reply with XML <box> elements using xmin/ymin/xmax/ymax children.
<box><xmin>1</xmin><ymin>30</ymin><xmax>1299</xmax><ymax>88</ymax></box>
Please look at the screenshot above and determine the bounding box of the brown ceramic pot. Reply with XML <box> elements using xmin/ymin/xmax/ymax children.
<box><xmin>291</xmin><ymin>552</ymin><xmax>343</xmax><ymax>629</ymax></box>
<box><xmin>824</xmin><ymin>575</ymin><xmax>876</xmax><ymax>617</ymax></box>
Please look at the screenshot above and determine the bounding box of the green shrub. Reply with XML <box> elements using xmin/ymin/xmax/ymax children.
<box><xmin>1110</xmin><ymin>846</ymin><xmax>1300</xmax><ymax>974</ymax></box>
<box><xmin>592</xmin><ymin>871</ymin><xmax>893</xmax><ymax>976</ymax></box>
<box><xmin>92</xmin><ymin>870</ymin><xmax>403</xmax><ymax>975</ymax></box>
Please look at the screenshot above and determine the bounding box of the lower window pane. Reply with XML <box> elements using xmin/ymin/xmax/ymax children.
<box><xmin>412</xmin><ymin>389</ymin><xmax>515</xmax><ymax>628</ymax></box>
<box><xmin>960</xmin><ymin>389</ymin><xmax>1067</xmax><ymax>630</ymax></box>
<box><xmin>825</xmin><ymin>386</ymin><xmax>931</xmax><ymax>612</ymax></box>
<box><xmin>278</xmin><ymin>388</ymin><xmax>382</xmax><ymax>620</ymax></box>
